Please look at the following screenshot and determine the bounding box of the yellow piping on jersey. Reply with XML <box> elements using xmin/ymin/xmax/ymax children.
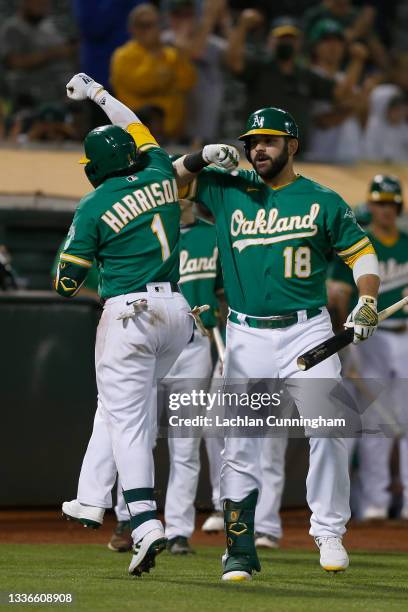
<box><xmin>60</xmin><ymin>253</ymin><xmax>93</xmax><ymax>268</ymax></box>
<box><xmin>79</xmin><ymin>155</ymin><xmax>90</xmax><ymax>164</ymax></box>
<box><xmin>343</xmin><ymin>244</ymin><xmax>376</xmax><ymax>268</ymax></box>
<box><xmin>270</xmin><ymin>175</ymin><xmax>301</xmax><ymax>191</ymax></box>
<box><xmin>337</xmin><ymin>236</ymin><xmax>370</xmax><ymax>258</ymax></box>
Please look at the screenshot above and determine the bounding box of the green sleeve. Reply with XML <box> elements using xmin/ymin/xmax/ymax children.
<box><xmin>187</xmin><ymin>167</ymin><xmax>253</xmax><ymax>214</ymax></box>
<box><xmin>329</xmin><ymin>255</ymin><xmax>354</xmax><ymax>286</ymax></box>
<box><xmin>324</xmin><ymin>196</ymin><xmax>373</xmax><ymax>264</ymax></box>
<box><xmin>61</xmin><ymin>199</ymin><xmax>98</xmax><ymax>266</ymax></box>
<box><xmin>55</xmin><ymin>199</ymin><xmax>98</xmax><ymax>297</ymax></box>
<box><xmin>140</xmin><ymin>147</ymin><xmax>174</xmax><ymax>178</ymax></box>
<box><xmin>185</xmin><ymin>167</ymin><xmax>227</xmax><ymax>214</ymax></box>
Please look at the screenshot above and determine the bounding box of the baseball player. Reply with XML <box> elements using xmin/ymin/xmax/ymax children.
<box><xmin>113</xmin><ymin>203</ymin><xmax>225</xmax><ymax>554</ymax></box>
<box><xmin>328</xmin><ymin>175</ymin><xmax>408</xmax><ymax>521</ymax></box>
<box><xmin>164</xmin><ymin>207</ymin><xmax>225</xmax><ymax>553</ymax></box>
<box><xmin>57</xmin><ymin>73</ymin><xmax>238</xmax><ymax>576</ymax></box>
<box><xmin>174</xmin><ymin>107</ymin><xmax>380</xmax><ymax>580</ymax></box>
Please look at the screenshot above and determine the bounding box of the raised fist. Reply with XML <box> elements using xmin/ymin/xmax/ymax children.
<box><xmin>66</xmin><ymin>73</ymin><xmax>104</xmax><ymax>101</ymax></box>
<box><xmin>202</xmin><ymin>144</ymin><xmax>240</xmax><ymax>172</ymax></box>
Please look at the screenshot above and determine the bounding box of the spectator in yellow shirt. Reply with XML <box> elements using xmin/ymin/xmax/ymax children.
<box><xmin>110</xmin><ymin>3</ymin><xmax>196</xmax><ymax>141</ymax></box>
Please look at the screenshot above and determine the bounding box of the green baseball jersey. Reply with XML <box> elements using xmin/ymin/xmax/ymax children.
<box><xmin>179</xmin><ymin>219</ymin><xmax>222</xmax><ymax>328</ymax></box>
<box><xmin>185</xmin><ymin>168</ymin><xmax>373</xmax><ymax>316</ymax></box>
<box><xmin>330</xmin><ymin>230</ymin><xmax>408</xmax><ymax>319</ymax></box>
<box><xmin>58</xmin><ymin>147</ymin><xmax>180</xmax><ymax>299</ymax></box>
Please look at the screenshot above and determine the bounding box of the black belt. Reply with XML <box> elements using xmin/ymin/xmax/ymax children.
<box><xmin>228</xmin><ymin>308</ymin><xmax>321</xmax><ymax>330</ymax></box>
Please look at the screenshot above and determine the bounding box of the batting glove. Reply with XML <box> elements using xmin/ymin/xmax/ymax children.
<box><xmin>202</xmin><ymin>144</ymin><xmax>240</xmax><ymax>172</ymax></box>
<box><xmin>345</xmin><ymin>295</ymin><xmax>378</xmax><ymax>343</ymax></box>
<box><xmin>66</xmin><ymin>73</ymin><xmax>104</xmax><ymax>102</ymax></box>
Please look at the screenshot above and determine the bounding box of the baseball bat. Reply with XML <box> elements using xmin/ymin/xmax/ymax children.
<box><xmin>297</xmin><ymin>295</ymin><xmax>408</xmax><ymax>371</ymax></box>
<box><xmin>213</xmin><ymin>325</ymin><xmax>225</xmax><ymax>363</ymax></box>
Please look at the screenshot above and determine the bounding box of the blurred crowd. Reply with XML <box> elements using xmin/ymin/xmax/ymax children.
<box><xmin>0</xmin><ymin>0</ymin><xmax>407</xmax><ymax>161</ymax></box>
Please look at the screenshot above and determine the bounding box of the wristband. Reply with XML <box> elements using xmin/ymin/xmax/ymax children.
<box><xmin>183</xmin><ymin>150</ymin><xmax>208</xmax><ymax>173</ymax></box>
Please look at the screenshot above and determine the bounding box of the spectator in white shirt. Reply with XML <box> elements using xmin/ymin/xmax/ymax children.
<box><xmin>363</xmin><ymin>93</ymin><xmax>408</xmax><ymax>162</ymax></box>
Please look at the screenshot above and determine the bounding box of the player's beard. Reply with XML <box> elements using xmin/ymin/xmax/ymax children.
<box><xmin>252</xmin><ymin>141</ymin><xmax>289</xmax><ymax>179</ymax></box>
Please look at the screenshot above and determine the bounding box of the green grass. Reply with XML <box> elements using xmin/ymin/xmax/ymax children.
<box><xmin>0</xmin><ymin>545</ymin><xmax>407</xmax><ymax>611</ymax></box>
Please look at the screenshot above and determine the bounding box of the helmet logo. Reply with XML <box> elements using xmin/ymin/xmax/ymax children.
<box><xmin>252</xmin><ymin>115</ymin><xmax>265</xmax><ymax>128</ymax></box>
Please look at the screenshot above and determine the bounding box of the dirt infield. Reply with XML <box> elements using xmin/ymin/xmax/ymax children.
<box><xmin>1</xmin><ymin>509</ymin><xmax>407</xmax><ymax>552</ymax></box>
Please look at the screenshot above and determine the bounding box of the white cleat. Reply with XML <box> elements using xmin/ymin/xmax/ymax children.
<box><xmin>221</xmin><ymin>550</ymin><xmax>253</xmax><ymax>582</ymax></box>
<box><xmin>202</xmin><ymin>511</ymin><xmax>224</xmax><ymax>533</ymax></box>
<box><xmin>315</xmin><ymin>537</ymin><xmax>349</xmax><ymax>573</ymax></box>
<box><xmin>128</xmin><ymin>528</ymin><xmax>167</xmax><ymax>577</ymax></box>
<box><xmin>61</xmin><ymin>499</ymin><xmax>104</xmax><ymax>529</ymax></box>
<box><xmin>222</xmin><ymin>570</ymin><xmax>252</xmax><ymax>582</ymax></box>
<box><xmin>361</xmin><ymin>506</ymin><xmax>388</xmax><ymax>521</ymax></box>
<box><xmin>255</xmin><ymin>532</ymin><xmax>280</xmax><ymax>549</ymax></box>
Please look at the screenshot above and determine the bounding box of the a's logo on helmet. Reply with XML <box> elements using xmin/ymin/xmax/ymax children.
<box><xmin>382</xmin><ymin>181</ymin><xmax>394</xmax><ymax>192</ymax></box>
<box><xmin>252</xmin><ymin>115</ymin><xmax>264</xmax><ymax>128</ymax></box>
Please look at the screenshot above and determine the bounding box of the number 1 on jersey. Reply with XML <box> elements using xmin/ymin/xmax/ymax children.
<box><xmin>151</xmin><ymin>213</ymin><xmax>170</xmax><ymax>261</ymax></box>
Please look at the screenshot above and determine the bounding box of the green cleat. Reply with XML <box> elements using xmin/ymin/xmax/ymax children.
<box><xmin>221</xmin><ymin>490</ymin><xmax>261</xmax><ymax>582</ymax></box>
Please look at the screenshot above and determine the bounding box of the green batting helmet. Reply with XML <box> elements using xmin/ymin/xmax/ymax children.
<box><xmin>239</xmin><ymin>107</ymin><xmax>299</xmax><ymax>161</ymax></box>
<box><xmin>368</xmin><ymin>174</ymin><xmax>403</xmax><ymax>214</ymax></box>
<box><xmin>239</xmin><ymin>107</ymin><xmax>299</xmax><ymax>141</ymax></box>
<box><xmin>80</xmin><ymin>125</ymin><xmax>139</xmax><ymax>188</ymax></box>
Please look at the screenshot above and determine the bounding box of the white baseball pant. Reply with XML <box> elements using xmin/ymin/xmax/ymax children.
<box><xmin>163</xmin><ymin>331</ymin><xmax>213</xmax><ymax>539</ymax></box>
<box><xmin>350</xmin><ymin>327</ymin><xmax>408</xmax><ymax>514</ymax></box>
<box><xmin>78</xmin><ymin>284</ymin><xmax>193</xmax><ymax>542</ymax></box>
<box><xmin>220</xmin><ymin>308</ymin><xmax>351</xmax><ymax>538</ymax></box>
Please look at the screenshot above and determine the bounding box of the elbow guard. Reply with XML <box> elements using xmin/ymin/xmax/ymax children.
<box><xmin>54</xmin><ymin>261</ymin><xmax>88</xmax><ymax>298</ymax></box>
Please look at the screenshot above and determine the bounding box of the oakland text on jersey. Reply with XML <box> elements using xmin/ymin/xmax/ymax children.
<box><xmin>101</xmin><ymin>177</ymin><xmax>178</xmax><ymax>234</ymax></box>
<box><xmin>230</xmin><ymin>203</ymin><xmax>320</xmax><ymax>252</ymax></box>
<box><xmin>179</xmin><ymin>247</ymin><xmax>218</xmax><ymax>284</ymax></box>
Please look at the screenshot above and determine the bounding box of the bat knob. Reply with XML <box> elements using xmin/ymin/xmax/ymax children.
<box><xmin>297</xmin><ymin>357</ymin><xmax>307</xmax><ymax>371</ymax></box>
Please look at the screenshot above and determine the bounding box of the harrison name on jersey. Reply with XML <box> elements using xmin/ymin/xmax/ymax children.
<box><xmin>101</xmin><ymin>177</ymin><xmax>178</xmax><ymax>234</ymax></box>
